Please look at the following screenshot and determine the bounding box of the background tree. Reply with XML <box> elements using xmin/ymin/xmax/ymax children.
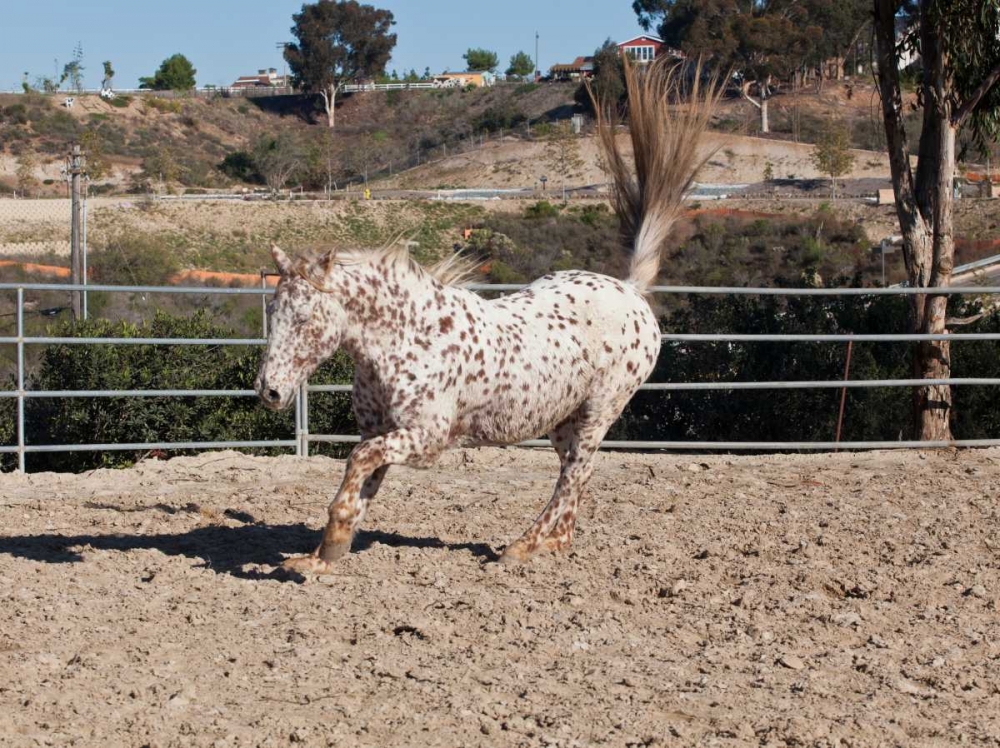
<box><xmin>101</xmin><ymin>61</ymin><xmax>115</xmax><ymax>91</ymax></box>
<box><xmin>574</xmin><ymin>39</ymin><xmax>625</xmax><ymax>113</ymax></box>
<box><xmin>632</xmin><ymin>0</ymin><xmax>823</xmax><ymax>133</ymax></box>
<box><xmin>463</xmin><ymin>48</ymin><xmax>499</xmax><ymax>72</ymax></box>
<box><xmin>874</xmin><ymin>0</ymin><xmax>1000</xmax><ymax>440</ymax></box>
<box><xmin>306</xmin><ymin>128</ymin><xmax>343</xmax><ymax>195</ymax></box>
<box><xmin>285</xmin><ymin>0</ymin><xmax>397</xmax><ymax>129</ymax></box>
<box><xmin>545</xmin><ymin>121</ymin><xmax>584</xmax><ymax>194</ymax></box>
<box><xmin>139</xmin><ymin>54</ymin><xmax>197</xmax><ymax>91</ymax></box>
<box><xmin>811</xmin><ymin>123</ymin><xmax>854</xmax><ymax>198</ymax></box>
<box><xmin>804</xmin><ymin>0</ymin><xmax>870</xmax><ymax>83</ymax></box>
<box><xmin>138</xmin><ymin>145</ymin><xmax>181</xmax><ymax>192</ymax></box>
<box><xmin>16</xmin><ymin>152</ymin><xmax>38</xmax><ymax>197</ymax></box>
<box><xmin>61</xmin><ymin>43</ymin><xmax>85</xmax><ymax>93</ymax></box>
<box><xmin>506</xmin><ymin>51</ymin><xmax>534</xmax><ymax>79</ymax></box>
<box><xmin>79</xmin><ymin>130</ymin><xmax>111</xmax><ymax>182</ymax></box>
<box><xmin>253</xmin><ymin>133</ymin><xmax>304</xmax><ymax>195</ymax></box>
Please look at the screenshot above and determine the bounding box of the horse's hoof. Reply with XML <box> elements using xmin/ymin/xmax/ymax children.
<box><xmin>280</xmin><ymin>554</ymin><xmax>336</xmax><ymax>575</ymax></box>
<box><xmin>498</xmin><ymin>540</ymin><xmax>533</xmax><ymax>565</ymax></box>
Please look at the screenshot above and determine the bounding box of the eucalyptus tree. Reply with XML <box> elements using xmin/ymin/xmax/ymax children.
<box><xmin>285</xmin><ymin>0</ymin><xmax>397</xmax><ymax>129</ymax></box>
<box><xmin>874</xmin><ymin>0</ymin><xmax>1000</xmax><ymax>439</ymax></box>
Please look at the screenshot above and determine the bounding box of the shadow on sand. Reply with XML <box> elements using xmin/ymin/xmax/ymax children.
<box><xmin>0</xmin><ymin>506</ymin><xmax>498</xmax><ymax>582</ymax></box>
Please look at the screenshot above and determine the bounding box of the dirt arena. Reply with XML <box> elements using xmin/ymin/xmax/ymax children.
<box><xmin>1</xmin><ymin>447</ymin><xmax>999</xmax><ymax>747</ymax></box>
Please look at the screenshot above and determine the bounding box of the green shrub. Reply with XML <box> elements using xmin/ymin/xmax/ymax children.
<box><xmin>144</xmin><ymin>97</ymin><xmax>183</xmax><ymax>115</ymax></box>
<box><xmin>475</xmin><ymin>104</ymin><xmax>527</xmax><ymax>133</ymax></box>
<box><xmin>18</xmin><ymin>312</ymin><xmax>355</xmax><ymax>472</ymax></box>
<box><xmin>218</xmin><ymin>150</ymin><xmax>262</xmax><ymax>183</ymax></box>
<box><xmin>487</xmin><ymin>260</ymin><xmax>526</xmax><ymax>284</ymax></box>
<box><xmin>0</xmin><ymin>399</ymin><xmax>14</xmax><ymax>472</ymax></box>
<box><xmin>533</xmin><ymin>121</ymin><xmax>554</xmax><ymax>138</ymax></box>
<box><xmin>2</xmin><ymin>104</ymin><xmax>29</xmax><ymax>125</ymax></box>
<box><xmin>89</xmin><ymin>235</ymin><xmax>182</xmax><ymax>286</ymax></box>
<box><xmin>32</xmin><ymin>110</ymin><xmax>81</xmax><ymax>140</ymax></box>
<box><xmin>524</xmin><ymin>200</ymin><xmax>560</xmax><ymax>219</ymax></box>
<box><xmin>575</xmin><ymin>203</ymin><xmax>611</xmax><ymax>227</ymax></box>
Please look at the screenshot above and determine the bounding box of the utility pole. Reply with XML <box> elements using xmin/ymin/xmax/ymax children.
<box><xmin>276</xmin><ymin>42</ymin><xmax>289</xmax><ymax>87</ymax></box>
<box><xmin>535</xmin><ymin>32</ymin><xmax>540</xmax><ymax>82</ymax></box>
<box><xmin>68</xmin><ymin>145</ymin><xmax>85</xmax><ymax>320</ymax></box>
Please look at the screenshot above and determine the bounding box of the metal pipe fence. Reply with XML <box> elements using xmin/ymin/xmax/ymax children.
<box><xmin>4</xmin><ymin>280</ymin><xmax>1000</xmax><ymax>472</ymax></box>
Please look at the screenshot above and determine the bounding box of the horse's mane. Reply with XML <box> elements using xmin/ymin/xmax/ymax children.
<box><xmin>293</xmin><ymin>239</ymin><xmax>479</xmax><ymax>291</ymax></box>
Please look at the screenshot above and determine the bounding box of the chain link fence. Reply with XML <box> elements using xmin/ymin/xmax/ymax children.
<box><xmin>0</xmin><ymin>198</ymin><xmax>73</xmax><ymax>261</ymax></box>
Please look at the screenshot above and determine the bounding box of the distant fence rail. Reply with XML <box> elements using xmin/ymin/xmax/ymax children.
<box><xmin>6</xmin><ymin>79</ymin><xmax>522</xmax><ymax>98</ymax></box>
<box><xmin>4</xmin><ymin>281</ymin><xmax>1000</xmax><ymax>472</ymax></box>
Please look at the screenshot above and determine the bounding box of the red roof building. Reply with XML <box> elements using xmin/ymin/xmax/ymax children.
<box><xmin>617</xmin><ymin>35</ymin><xmax>682</xmax><ymax>63</ymax></box>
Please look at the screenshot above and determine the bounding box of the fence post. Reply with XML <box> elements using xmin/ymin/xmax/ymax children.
<box><xmin>294</xmin><ymin>384</ymin><xmax>302</xmax><ymax>457</ymax></box>
<box><xmin>300</xmin><ymin>383</ymin><xmax>310</xmax><ymax>457</ymax></box>
<box><xmin>16</xmin><ymin>287</ymin><xmax>25</xmax><ymax>473</ymax></box>
<box><xmin>82</xmin><ymin>187</ymin><xmax>88</xmax><ymax>320</ymax></box>
<box><xmin>68</xmin><ymin>145</ymin><xmax>84</xmax><ymax>320</ymax></box>
<box><xmin>260</xmin><ymin>271</ymin><xmax>268</xmax><ymax>338</ymax></box>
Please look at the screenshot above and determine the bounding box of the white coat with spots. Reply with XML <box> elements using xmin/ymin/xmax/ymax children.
<box><xmin>256</xmin><ymin>59</ymin><xmax>717</xmax><ymax>571</ymax></box>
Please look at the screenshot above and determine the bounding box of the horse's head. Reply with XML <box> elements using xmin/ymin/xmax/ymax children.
<box><xmin>255</xmin><ymin>244</ymin><xmax>347</xmax><ymax>411</ymax></box>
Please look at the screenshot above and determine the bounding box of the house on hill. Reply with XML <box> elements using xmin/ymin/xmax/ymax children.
<box><xmin>550</xmin><ymin>56</ymin><xmax>594</xmax><ymax>82</ymax></box>
<box><xmin>434</xmin><ymin>71</ymin><xmax>496</xmax><ymax>88</ymax></box>
<box><xmin>549</xmin><ymin>35</ymin><xmax>683</xmax><ymax>80</ymax></box>
<box><xmin>231</xmin><ymin>68</ymin><xmax>291</xmax><ymax>90</ymax></box>
<box><xmin>617</xmin><ymin>35</ymin><xmax>683</xmax><ymax>63</ymax></box>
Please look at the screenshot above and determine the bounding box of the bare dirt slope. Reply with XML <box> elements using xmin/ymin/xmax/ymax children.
<box><xmin>374</xmin><ymin>131</ymin><xmax>893</xmax><ymax>191</ymax></box>
<box><xmin>1</xmin><ymin>447</ymin><xmax>999</xmax><ymax>747</ymax></box>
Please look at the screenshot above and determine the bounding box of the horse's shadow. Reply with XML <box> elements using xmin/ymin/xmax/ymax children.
<box><xmin>0</xmin><ymin>504</ymin><xmax>498</xmax><ymax>582</ymax></box>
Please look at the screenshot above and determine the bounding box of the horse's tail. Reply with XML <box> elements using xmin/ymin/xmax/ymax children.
<box><xmin>589</xmin><ymin>57</ymin><xmax>720</xmax><ymax>294</ymax></box>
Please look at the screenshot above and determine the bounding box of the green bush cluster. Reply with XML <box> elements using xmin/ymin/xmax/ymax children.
<box><xmin>2</xmin><ymin>312</ymin><xmax>355</xmax><ymax>473</ymax></box>
<box><xmin>474</xmin><ymin>103</ymin><xmax>527</xmax><ymax>133</ymax></box>
<box><xmin>613</xmin><ymin>294</ymin><xmax>1000</xmax><ymax>446</ymax></box>
<box><xmin>7</xmin><ymin>295</ymin><xmax>1000</xmax><ymax>472</ymax></box>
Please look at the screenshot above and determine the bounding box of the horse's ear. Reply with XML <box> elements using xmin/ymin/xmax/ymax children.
<box><xmin>271</xmin><ymin>243</ymin><xmax>293</xmax><ymax>274</ymax></box>
<box><xmin>316</xmin><ymin>249</ymin><xmax>338</xmax><ymax>280</ymax></box>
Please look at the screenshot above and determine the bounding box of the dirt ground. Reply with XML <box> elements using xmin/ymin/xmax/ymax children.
<box><xmin>374</xmin><ymin>132</ymin><xmax>895</xmax><ymax>192</ymax></box>
<box><xmin>1</xmin><ymin>447</ymin><xmax>999</xmax><ymax>747</ymax></box>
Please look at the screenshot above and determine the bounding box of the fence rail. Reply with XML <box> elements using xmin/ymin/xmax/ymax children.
<box><xmin>4</xmin><ymin>280</ymin><xmax>1000</xmax><ymax>472</ymax></box>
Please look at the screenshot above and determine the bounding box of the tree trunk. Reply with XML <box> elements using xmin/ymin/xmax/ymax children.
<box><xmin>321</xmin><ymin>84</ymin><xmax>337</xmax><ymax>129</ymax></box>
<box><xmin>916</xmin><ymin>106</ymin><xmax>957</xmax><ymax>441</ymax></box>
<box><xmin>874</xmin><ymin>0</ymin><xmax>954</xmax><ymax>441</ymax></box>
<box><xmin>739</xmin><ymin>78</ymin><xmax>769</xmax><ymax>134</ymax></box>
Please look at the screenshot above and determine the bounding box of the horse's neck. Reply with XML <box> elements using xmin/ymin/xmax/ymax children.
<box><xmin>336</xmin><ymin>256</ymin><xmax>443</xmax><ymax>366</ymax></box>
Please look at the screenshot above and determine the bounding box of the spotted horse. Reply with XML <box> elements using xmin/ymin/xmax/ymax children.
<box><xmin>255</xmin><ymin>59</ymin><xmax>719</xmax><ymax>572</ymax></box>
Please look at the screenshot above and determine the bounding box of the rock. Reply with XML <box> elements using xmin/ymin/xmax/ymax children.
<box><xmin>965</xmin><ymin>585</ymin><xmax>987</xmax><ymax>599</ymax></box>
<box><xmin>832</xmin><ymin>612</ymin><xmax>862</xmax><ymax>627</ymax></box>
<box><xmin>778</xmin><ymin>654</ymin><xmax>805</xmax><ymax>670</ymax></box>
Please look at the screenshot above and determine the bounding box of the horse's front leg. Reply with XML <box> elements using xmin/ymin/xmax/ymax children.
<box><xmin>282</xmin><ymin>428</ymin><xmax>445</xmax><ymax>574</ymax></box>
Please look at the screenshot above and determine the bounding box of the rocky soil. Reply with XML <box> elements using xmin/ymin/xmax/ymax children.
<box><xmin>1</xmin><ymin>447</ymin><xmax>999</xmax><ymax>746</ymax></box>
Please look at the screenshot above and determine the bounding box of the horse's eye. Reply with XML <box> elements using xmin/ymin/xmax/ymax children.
<box><xmin>266</xmin><ymin>300</ymin><xmax>277</xmax><ymax>316</ymax></box>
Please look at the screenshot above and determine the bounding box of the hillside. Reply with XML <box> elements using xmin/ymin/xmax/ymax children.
<box><xmin>374</xmin><ymin>130</ymin><xmax>895</xmax><ymax>190</ymax></box>
<box><xmin>0</xmin><ymin>80</ymin><xmax>921</xmax><ymax>196</ymax></box>
<box><xmin>0</xmin><ymin>83</ymin><xmax>579</xmax><ymax>196</ymax></box>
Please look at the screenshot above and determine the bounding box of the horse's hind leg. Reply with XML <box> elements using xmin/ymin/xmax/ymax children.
<box><xmin>540</xmin><ymin>419</ymin><xmax>583</xmax><ymax>553</ymax></box>
<box><xmin>500</xmin><ymin>400</ymin><xmax>621</xmax><ymax>563</ymax></box>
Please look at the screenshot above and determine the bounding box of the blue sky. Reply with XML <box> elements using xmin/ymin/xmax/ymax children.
<box><xmin>1</xmin><ymin>1</ymin><xmax>648</xmax><ymax>91</ymax></box>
